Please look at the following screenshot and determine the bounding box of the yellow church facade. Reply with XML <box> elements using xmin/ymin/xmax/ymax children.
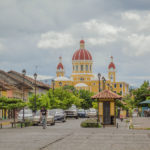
<box><xmin>53</xmin><ymin>40</ymin><xmax>129</xmax><ymax>96</ymax></box>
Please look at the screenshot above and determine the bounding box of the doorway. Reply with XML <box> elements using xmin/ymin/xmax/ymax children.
<box><xmin>103</xmin><ymin>101</ymin><xmax>111</xmax><ymax>125</ymax></box>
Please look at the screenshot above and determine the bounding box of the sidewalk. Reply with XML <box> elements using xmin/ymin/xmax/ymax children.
<box><xmin>132</xmin><ymin>117</ymin><xmax>150</xmax><ymax>129</ymax></box>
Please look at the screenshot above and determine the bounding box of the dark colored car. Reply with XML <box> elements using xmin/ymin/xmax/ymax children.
<box><xmin>78</xmin><ymin>109</ymin><xmax>86</xmax><ymax>118</ymax></box>
<box><xmin>49</xmin><ymin>109</ymin><xmax>66</xmax><ymax>122</ymax></box>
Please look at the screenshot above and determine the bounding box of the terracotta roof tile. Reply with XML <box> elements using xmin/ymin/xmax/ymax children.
<box><xmin>91</xmin><ymin>90</ymin><xmax>122</xmax><ymax>99</ymax></box>
<box><xmin>8</xmin><ymin>70</ymin><xmax>50</xmax><ymax>89</ymax></box>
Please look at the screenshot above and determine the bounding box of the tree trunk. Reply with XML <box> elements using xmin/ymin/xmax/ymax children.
<box><xmin>13</xmin><ymin>109</ymin><xmax>16</xmax><ymax>128</ymax></box>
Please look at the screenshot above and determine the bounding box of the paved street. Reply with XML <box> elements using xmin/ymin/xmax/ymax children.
<box><xmin>0</xmin><ymin>119</ymin><xmax>150</xmax><ymax>150</ymax></box>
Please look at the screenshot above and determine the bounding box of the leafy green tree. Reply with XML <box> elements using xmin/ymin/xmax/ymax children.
<box><xmin>78</xmin><ymin>89</ymin><xmax>94</xmax><ymax>109</ymax></box>
<box><xmin>47</xmin><ymin>88</ymin><xmax>83</xmax><ymax>109</ymax></box>
<box><xmin>28</xmin><ymin>94</ymin><xmax>51</xmax><ymax>110</ymax></box>
<box><xmin>133</xmin><ymin>81</ymin><xmax>150</xmax><ymax>106</ymax></box>
<box><xmin>0</xmin><ymin>97</ymin><xmax>26</xmax><ymax>122</ymax></box>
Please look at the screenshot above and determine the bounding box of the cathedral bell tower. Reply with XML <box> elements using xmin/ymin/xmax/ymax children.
<box><xmin>108</xmin><ymin>56</ymin><xmax>116</xmax><ymax>82</ymax></box>
<box><xmin>56</xmin><ymin>57</ymin><xmax>65</xmax><ymax>77</ymax></box>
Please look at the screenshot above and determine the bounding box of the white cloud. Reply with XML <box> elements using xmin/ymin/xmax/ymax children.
<box><xmin>123</xmin><ymin>34</ymin><xmax>150</xmax><ymax>56</ymax></box>
<box><xmin>83</xmin><ymin>19</ymin><xmax>125</xmax><ymax>35</ymax></box>
<box><xmin>87</xmin><ymin>37</ymin><xmax>115</xmax><ymax>45</ymax></box>
<box><xmin>28</xmin><ymin>75</ymin><xmax>54</xmax><ymax>80</ymax></box>
<box><xmin>122</xmin><ymin>12</ymin><xmax>141</xmax><ymax>21</ymax></box>
<box><xmin>37</xmin><ymin>31</ymin><xmax>75</xmax><ymax>49</ymax></box>
<box><xmin>0</xmin><ymin>42</ymin><xmax>5</xmax><ymax>52</ymax></box>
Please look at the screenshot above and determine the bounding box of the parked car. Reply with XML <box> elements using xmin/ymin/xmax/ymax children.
<box><xmin>78</xmin><ymin>109</ymin><xmax>86</xmax><ymax>118</ymax></box>
<box><xmin>87</xmin><ymin>108</ymin><xmax>97</xmax><ymax>118</ymax></box>
<box><xmin>49</xmin><ymin>109</ymin><xmax>66</xmax><ymax>122</ymax></box>
<box><xmin>47</xmin><ymin>110</ymin><xmax>55</xmax><ymax>125</ymax></box>
<box><xmin>85</xmin><ymin>110</ymin><xmax>89</xmax><ymax>118</ymax></box>
<box><xmin>32</xmin><ymin>110</ymin><xmax>41</xmax><ymax>125</ymax></box>
<box><xmin>65</xmin><ymin>105</ymin><xmax>78</xmax><ymax>119</ymax></box>
<box><xmin>32</xmin><ymin>110</ymin><xmax>55</xmax><ymax>126</ymax></box>
<box><xmin>17</xmin><ymin>109</ymin><xmax>33</xmax><ymax>122</ymax></box>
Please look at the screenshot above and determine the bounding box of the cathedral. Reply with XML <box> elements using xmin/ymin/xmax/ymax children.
<box><xmin>53</xmin><ymin>40</ymin><xmax>129</xmax><ymax>96</ymax></box>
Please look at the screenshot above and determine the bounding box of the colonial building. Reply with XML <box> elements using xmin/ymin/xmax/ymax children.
<box><xmin>0</xmin><ymin>70</ymin><xmax>50</xmax><ymax>120</ymax></box>
<box><xmin>53</xmin><ymin>40</ymin><xmax>129</xmax><ymax>95</ymax></box>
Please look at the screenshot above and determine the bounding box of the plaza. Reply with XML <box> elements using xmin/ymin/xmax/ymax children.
<box><xmin>0</xmin><ymin>118</ymin><xmax>150</xmax><ymax>150</ymax></box>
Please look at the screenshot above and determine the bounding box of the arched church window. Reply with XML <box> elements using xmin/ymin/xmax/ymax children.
<box><xmin>80</xmin><ymin>77</ymin><xmax>84</xmax><ymax>81</ymax></box>
<box><xmin>76</xmin><ymin>65</ymin><xmax>78</xmax><ymax>71</ymax></box>
<box><xmin>90</xmin><ymin>65</ymin><xmax>92</xmax><ymax>71</ymax></box>
<box><xmin>59</xmin><ymin>82</ymin><xmax>62</xmax><ymax>86</ymax></box>
<box><xmin>81</xmin><ymin>65</ymin><xmax>84</xmax><ymax>71</ymax></box>
<box><xmin>86</xmin><ymin>65</ymin><xmax>88</xmax><ymax>71</ymax></box>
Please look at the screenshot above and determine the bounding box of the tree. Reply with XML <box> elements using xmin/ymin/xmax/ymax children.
<box><xmin>133</xmin><ymin>81</ymin><xmax>150</xmax><ymax>106</ymax></box>
<box><xmin>0</xmin><ymin>97</ymin><xmax>26</xmax><ymax>123</ymax></box>
<box><xmin>47</xmin><ymin>88</ymin><xmax>83</xmax><ymax>109</ymax></box>
<box><xmin>28</xmin><ymin>88</ymin><xmax>83</xmax><ymax>110</ymax></box>
<box><xmin>78</xmin><ymin>89</ymin><xmax>94</xmax><ymax>109</ymax></box>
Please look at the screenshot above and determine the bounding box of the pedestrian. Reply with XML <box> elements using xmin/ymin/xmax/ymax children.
<box><xmin>120</xmin><ymin>114</ymin><xmax>123</xmax><ymax>122</ymax></box>
<box><xmin>40</xmin><ymin>106</ymin><xmax>47</xmax><ymax>129</ymax></box>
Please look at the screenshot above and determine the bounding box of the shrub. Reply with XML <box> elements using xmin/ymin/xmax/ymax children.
<box><xmin>81</xmin><ymin>119</ymin><xmax>101</xmax><ymax>128</ymax></box>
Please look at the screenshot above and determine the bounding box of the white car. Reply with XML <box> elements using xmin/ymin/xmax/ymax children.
<box><xmin>17</xmin><ymin>109</ymin><xmax>33</xmax><ymax>122</ymax></box>
<box><xmin>87</xmin><ymin>108</ymin><xmax>97</xmax><ymax>118</ymax></box>
<box><xmin>33</xmin><ymin>110</ymin><xmax>55</xmax><ymax>126</ymax></box>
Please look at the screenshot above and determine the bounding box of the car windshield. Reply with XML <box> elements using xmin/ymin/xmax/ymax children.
<box><xmin>49</xmin><ymin>110</ymin><xmax>56</xmax><ymax>115</ymax></box>
<box><xmin>19</xmin><ymin>109</ymin><xmax>32</xmax><ymax>114</ymax></box>
<box><xmin>78</xmin><ymin>109</ymin><xmax>85</xmax><ymax>112</ymax></box>
<box><xmin>89</xmin><ymin>109</ymin><xmax>96</xmax><ymax>112</ymax></box>
<box><xmin>56</xmin><ymin>109</ymin><xmax>63</xmax><ymax>113</ymax></box>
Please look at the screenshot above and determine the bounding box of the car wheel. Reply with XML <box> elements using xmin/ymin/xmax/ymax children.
<box><xmin>63</xmin><ymin>118</ymin><xmax>66</xmax><ymax>122</ymax></box>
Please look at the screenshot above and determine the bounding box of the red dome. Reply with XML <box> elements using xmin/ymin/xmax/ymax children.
<box><xmin>72</xmin><ymin>49</ymin><xmax>92</xmax><ymax>60</ymax></box>
<box><xmin>80</xmin><ymin>40</ymin><xmax>85</xmax><ymax>44</ymax></box>
<box><xmin>108</xmin><ymin>62</ymin><xmax>116</xmax><ymax>70</ymax></box>
<box><xmin>57</xmin><ymin>63</ymin><xmax>64</xmax><ymax>70</ymax></box>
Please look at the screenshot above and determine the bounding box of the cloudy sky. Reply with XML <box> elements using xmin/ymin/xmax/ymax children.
<box><xmin>0</xmin><ymin>0</ymin><xmax>150</xmax><ymax>87</ymax></box>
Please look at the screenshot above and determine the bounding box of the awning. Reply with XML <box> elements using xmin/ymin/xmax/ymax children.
<box><xmin>139</xmin><ymin>100</ymin><xmax>150</xmax><ymax>104</ymax></box>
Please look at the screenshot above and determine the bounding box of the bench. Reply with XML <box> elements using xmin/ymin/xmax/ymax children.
<box><xmin>0</xmin><ymin>121</ymin><xmax>11</xmax><ymax>129</ymax></box>
<box><xmin>11</xmin><ymin>121</ymin><xmax>30</xmax><ymax>128</ymax></box>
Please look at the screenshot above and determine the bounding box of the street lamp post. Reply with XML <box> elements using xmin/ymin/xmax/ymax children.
<box><xmin>98</xmin><ymin>73</ymin><xmax>101</xmax><ymax>92</ymax></box>
<box><xmin>51</xmin><ymin>79</ymin><xmax>55</xmax><ymax>94</ymax></box>
<box><xmin>97</xmin><ymin>73</ymin><xmax>101</xmax><ymax>123</ymax></box>
<box><xmin>102</xmin><ymin>77</ymin><xmax>106</xmax><ymax>90</ymax></box>
<box><xmin>34</xmin><ymin>73</ymin><xmax>37</xmax><ymax>113</ymax></box>
<box><xmin>22</xmin><ymin>69</ymin><xmax>26</xmax><ymax>122</ymax></box>
<box><xmin>51</xmin><ymin>80</ymin><xmax>55</xmax><ymax>107</ymax></box>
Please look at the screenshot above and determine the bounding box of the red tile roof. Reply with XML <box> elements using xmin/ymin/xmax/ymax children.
<box><xmin>57</xmin><ymin>62</ymin><xmax>64</xmax><ymax>70</ymax></box>
<box><xmin>0</xmin><ymin>70</ymin><xmax>32</xmax><ymax>89</ymax></box>
<box><xmin>0</xmin><ymin>80</ymin><xmax>10</xmax><ymax>90</ymax></box>
<box><xmin>108</xmin><ymin>62</ymin><xmax>116</xmax><ymax>70</ymax></box>
<box><xmin>91</xmin><ymin>90</ymin><xmax>122</xmax><ymax>99</ymax></box>
<box><xmin>8</xmin><ymin>70</ymin><xmax>50</xmax><ymax>89</ymax></box>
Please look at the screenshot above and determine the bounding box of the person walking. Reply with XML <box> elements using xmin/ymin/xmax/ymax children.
<box><xmin>40</xmin><ymin>106</ymin><xmax>47</xmax><ymax>129</ymax></box>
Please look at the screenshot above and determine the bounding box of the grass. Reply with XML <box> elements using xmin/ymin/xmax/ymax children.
<box><xmin>80</xmin><ymin>119</ymin><xmax>102</xmax><ymax>128</ymax></box>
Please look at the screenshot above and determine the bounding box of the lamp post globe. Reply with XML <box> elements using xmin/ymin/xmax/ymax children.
<box><xmin>34</xmin><ymin>73</ymin><xmax>37</xmax><ymax>80</ymax></box>
<box><xmin>22</xmin><ymin>69</ymin><xmax>26</xmax><ymax>76</ymax></box>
